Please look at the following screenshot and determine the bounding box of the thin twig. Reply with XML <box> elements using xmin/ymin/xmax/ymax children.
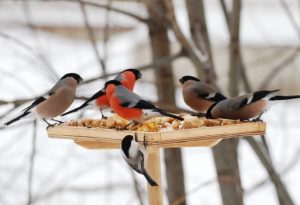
<box><xmin>43</xmin><ymin>0</ymin><xmax>149</xmax><ymax>24</ymax></box>
<box><xmin>129</xmin><ymin>169</ymin><xmax>145</xmax><ymax>205</ymax></box>
<box><xmin>245</xmin><ymin>137</ymin><xmax>294</xmax><ymax>204</ymax></box>
<box><xmin>27</xmin><ymin>120</ymin><xmax>37</xmax><ymax>205</ymax></box>
<box><xmin>170</xmin><ymin>178</ymin><xmax>215</xmax><ymax>205</ymax></box>
<box><xmin>259</xmin><ymin>49</ymin><xmax>299</xmax><ymax>89</ymax></box>
<box><xmin>79</xmin><ymin>0</ymin><xmax>107</xmax><ymax>77</ymax></box>
<box><xmin>82</xmin><ymin>50</ymin><xmax>183</xmax><ymax>85</ymax></box>
<box><xmin>219</xmin><ymin>0</ymin><xmax>252</xmax><ymax>93</ymax></box>
<box><xmin>162</xmin><ymin>0</ymin><xmax>207</xmax><ymax>78</ymax></box>
<box><xmin>279</xmin><ymin>0</ymin><xmax>300</xmax><ymax>41</ymax></box>
<box><xmin>0</xmin><ymin>31</ymin><xmax>58</xmax><ymax>81</ymax></box>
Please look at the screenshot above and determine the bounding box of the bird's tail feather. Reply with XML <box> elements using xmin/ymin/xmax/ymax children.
<box><xmin>61</xmin><ymin>103</ymin><xmax>89</xmax><ymax>116</ymax></box>
<box><xmin>270</xmin><ymin>95</ymin><xmax>300</xmax><ymax>101</ymax></box>
<box><xmin>143</xmin><ymin>170</ymin><xmax>158</xmax><ymax>186</ymax></box>
<box><xmin>155</xmin><ymin>109</ymin><xmax>184</xmax><ymax>121</ymax></box>
<box><xmin>4</xmin><ymin>112</ymin><xmax>31</xmax><ymax>126</ymax></box>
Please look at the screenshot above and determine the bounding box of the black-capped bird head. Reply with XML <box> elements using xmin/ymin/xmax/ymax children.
<box><xmin>123</xmin><ymin>69</ymin><xmax>143</xmax><ymax>80</ymax></box>
<box><xmin>61</xmin><ymin>73</ymin><xmax>83</xmax><ymax>84</ymax></box>
<box><xmin>179</xmin><ymin>75</ymin><xmax>201</xmax><ymax>84</ymax></box>
<box><xmin>104</xmin><ymin>80</ymin><xmax>123</xmax><ymax>89</ymax></box>
<box><xmin>121</xmin><ymin>135</ymin><xmax>134</xmax><ymax>158</ymax></box>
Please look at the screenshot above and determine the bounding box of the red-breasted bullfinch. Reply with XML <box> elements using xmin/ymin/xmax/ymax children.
<box><xmin>121</xmin><ymin>135</ymin><xmax>158</xmax><ymax>186</ymax></box>
<box><xmin>4</xmin><ymin>73</ymin><xmax>83</xmax><ymax>126</ymax></box>
<box><xmin>206</xmin><ymin>89</ymin><xmax>300</xmax><ymax>121</ymax></box>
<box><xmin>61</xmin><ymin>69</ymin><xmax>142</xmax><ymax>118</ymax></box>
<box><xmin>179</xmin><ymin>76</ymin><xmax>227</xmax><ymax>113</ymax></box>
<box><xmin>104</xmin><ymin>80</ymin><xmax>184</xmax><ymax>123</ymax></box>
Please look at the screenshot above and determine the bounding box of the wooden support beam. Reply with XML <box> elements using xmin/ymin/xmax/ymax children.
<box><xmin>147</xmin><ymin>148</ymin><xmax>163</xmax><ymax>205</ymax></box>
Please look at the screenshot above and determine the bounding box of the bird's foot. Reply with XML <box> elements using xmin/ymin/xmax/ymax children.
<box><xmin>101</xmin><ymin>115</ymin><xmax>108</xmax><ymax>120</ymax></box>
<box><xmin>43</xmin><ymin>119</ymin><xmax>57</xmax><ymax>129</ymax></box>
<box><xmin>46</xmin><ymin>123</ymin><xmax>58</xmax><ymax>129</ymax></box>
<box><xmin>251</xmin><ymin>118</ymin><xmax>264</xmax><ymax>122</ymax></box>
<box><xmin>123</xmin><ymin>122</ymin><xmax>132</xmax><ymax>130</ymax></box>
<box><xmin>51</xmin><ymin>118</ymin><xmax>65</xmax><ymax>124</ymax></box>
<box><xmin>143</xmin><ymin>134</ymin><xmax>147</xmax><ymax>149</ymax></box>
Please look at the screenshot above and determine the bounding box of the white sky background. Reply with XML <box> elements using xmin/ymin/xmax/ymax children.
<box><xmin>0</xmin><ymin>0</ymin><xmax>300</xmax><ymax>204</ymax></box>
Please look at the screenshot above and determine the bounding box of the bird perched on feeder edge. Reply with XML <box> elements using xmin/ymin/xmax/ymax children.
<box><xmin>104</xmin><ymin>80</ymin><xmax>184</xmax><ymax>124</ymax></box>
<box><xmin>121</xmin><ymin>135</ymin><xmax>158</xmax><ymax>186</ymax></box>
<box><xmin>179</xmin><ymin>76</ymin><xmax>226</xmax><ymax>113</ymax></box>
<box><xmin>61</xmin><ymin>69</ymin><xmax>142</xmax><ymax>119</ymax></box>
<box><xmin>206</xmin><ymin>89</ymin><xmax>300</xmax><ymax>121</ymax></box>
<box><xmin>4</xmin><ymin>73</ymin><xmax>83</xmax><ymax>126</ymax></box>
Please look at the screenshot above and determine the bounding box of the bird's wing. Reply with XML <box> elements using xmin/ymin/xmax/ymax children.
<box><xmin>232</xmin><ymin>90</ymin><xmax>279</xmax><ymax>110</ymax></box>
<box><xmin>114</xmin><ymin>72</ymin><xmax>123</xmax><ymax>81</ymax></box>
<box><xmin>22</xmin><ymin>96</ymin><xmax>48</xmax><ymax>112</ymax></box>
<box><xmin>61</xmin><ymin>89</ymin><xmax>105</xmax><ymax>116</ymax></box>
<box><xmin>84</xmin><ymin>89</ymin><xmax>105</xmax><ymax>104</ymax></box>
<box><xmin>115</xmin><ymin>86</ymin><xmax>152</xmax><ymax>108</ymax></box>
<box><xmin>47</xmin><ymin>80</ymin><xmax>65</xmax><ymax>95</ymax></box>
<box><xmin>251</xmin><ymin>90</ymin><xmax>279</xmax><ymax>103</ymax></box>
<box><xmin>191</xmin><ymin>82</ymin><xmax>226</xmax><ymax>101</ymax></box>
<box><xmin>22</xmin><ymin>81</ymin><xmax>65</xmax><ymax>112</ymax></box>
<box><xmin>127</xmin><ymin>150</ymin><xmax>144</xmax><ymax>174</ymax></box>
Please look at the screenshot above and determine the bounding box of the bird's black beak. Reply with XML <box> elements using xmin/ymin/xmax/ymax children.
<box><xmin>179</xmin><ymin>78</ymin><xmax>184</xmax><ymax>84</ymax></box>
<box><xmin>138</xmin><ymin>72</ymin><xmax>143</xmax><ymax>79</ymax></box>
<box><xmin>79</xmin><ymin>76</ymin><xmax>83</xmax><ymax>83</ymax></box>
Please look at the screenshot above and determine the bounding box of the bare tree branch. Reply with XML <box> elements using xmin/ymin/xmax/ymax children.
<box><xmin>26</xmin><ymin>120</ymin><xmax>37</xmax><ymax>205</ymax></box>
<box><xmin>82</xmin><ymin>50</ymin><xmax>183</xmax><ymax>85</ymax></box>
<box><xmin>170</xmin><ymin>178</ymin><xmax>215</xmax><ymax>205</ymax></box>
<box><xmin>247</xmin><ymin>147</ymin><xmax>300</xmax><ymax>194</ymax></box>
<box><xmin>130</xmin><ymin>168</ymin><xmax>145</xmax><ymax>205</ymax></box>
<box><xmin>0</xmin><ymin>31</ymin><xmax>58</xmax><ymax>81</ymax></box>
<box><xmin>279</xmin><ymin>0</ymin><xmax>300</xmax><ymax>41</ymax></box>
<box><xmin>259</xmin><ymin>48</ymin><xmax>299</xmax><ymax>89</ymax></box>
<box><xmin>79</xmin><ymin>0</ymin><xmax>107</xmax><ymax>77</ymax></box>
<box><xmin>245</xmin><ymin>137</ymin><xmax>294</xmax><ymax>205</ymax></box>
<box><xmin>43</xmin><ymin>0</ymin><xmax>149</xmax><ymax>24</ymax></box>
<box><xmin>219</xmin><ymin>0</ymin><xmax>252</xmax><ymax>93</ymax></box>
<box><xmin>186</xmin><ymin>0</ymin><xmax>217</xmax><ymax>84</ymax></box>
<box><xmin>162</xmin><ymin>0</ymin><xmax>208</xmax><ymax>79</ymax></box>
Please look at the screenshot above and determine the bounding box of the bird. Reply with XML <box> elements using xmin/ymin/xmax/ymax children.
<box><xmin>121</xmin><ymin>135</ymin><xmax>158</xmax><ymax>186</ymax></box>
<box><xmin>104</xmin><ymin>80</ymin><xmax>184</xmax><ymax>124</ymax></box>
<box><xmin>61</xmin><ymin>69</ymin><xmax>142</xmax><ymax>119</ymax></box>
<box><xmin>179</xmin><ymin>76</ymin><xmax>227</xmax><ymax>113</ymax></box>
<box><xmin>4</xmin><ymin>73</ymin><xmax>83</xmax><ymax>126</ymax></box>
<box><xmin>206</xmin><ymin>89</ymin><xmax>300</xmax><ymax>121</ymax></box>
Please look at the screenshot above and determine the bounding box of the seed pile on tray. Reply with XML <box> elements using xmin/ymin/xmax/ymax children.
<box><xmin>64</xmin><ymin>114</ymin><xmax>243</xmax><ymax>132</ymax></box>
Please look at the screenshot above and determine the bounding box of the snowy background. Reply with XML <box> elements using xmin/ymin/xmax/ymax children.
<box><xmin>0</xmin><ymin>0</ymin><xmax>300</xmax><ymax>204</ymax></box>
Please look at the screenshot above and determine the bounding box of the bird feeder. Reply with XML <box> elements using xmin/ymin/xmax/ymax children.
<box><xmin>47</xmin><ymin>120</ymin><xmax>266</xmax><ymax>205</ymax></box>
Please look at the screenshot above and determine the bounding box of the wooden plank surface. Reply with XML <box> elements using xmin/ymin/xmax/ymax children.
<box><xmin>47</xmin><ymin>122</ymin><xmax>266</xmax><ymax>149</ymax></box>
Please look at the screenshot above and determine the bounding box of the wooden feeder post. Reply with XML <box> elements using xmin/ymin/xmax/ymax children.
<box><xmin>47</xmin><ymin>122</ymin><xmax>266</xmax><ymax>205</ymax></box>
<box><xmin>147</xmin><ymin>148</ymin><xmax>163</xmax><ymax>205</ymax></box>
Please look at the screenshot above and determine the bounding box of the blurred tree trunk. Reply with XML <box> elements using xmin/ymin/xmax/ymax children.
<box><xmin>145</xmin><ymin>1</ymin><xmax>186</xmax><ymax>205</ymax></box>
<box><xmin>221</xmin><ymin>0</ymin><xmax>294</xmax><ymax>204</ymax></box>
<box><xmin>186</xmin><ymin>1</ymin><xmax>244</xmax><ymax>204</ymax></box>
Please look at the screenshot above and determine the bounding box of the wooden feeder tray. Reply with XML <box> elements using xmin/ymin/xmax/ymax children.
<box><xmin>47</xmin><ymin>121</ymin><xmax>266</xmax><ymax>149</ymax></box>
<box><xmin>47</xmin><ymin>119</ymin><xmax>266</xmax><ymax>205</ymax></box>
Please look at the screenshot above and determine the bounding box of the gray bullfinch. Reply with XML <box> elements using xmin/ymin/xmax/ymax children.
<box><xmin>179</xmin><ymin>76</ymin><xmax>226</xmax><ymax>113</ymax></box>
<box><xmin>4</xmin><ymin>73</ymin><xmax>82</xmax><ymax>126</ymax></box>
<box><xmin>206</xmin><ymin>89</ymin><xmax>300</xmax><ymax>121</ymax></box>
